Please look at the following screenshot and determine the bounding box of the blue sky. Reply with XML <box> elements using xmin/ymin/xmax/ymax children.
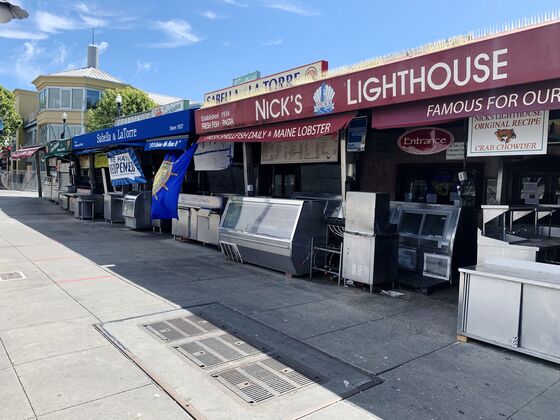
<box><xmin>0</xmin><ymin>0</ymin><xmax>559</xmax><ymax>102</ymax></box>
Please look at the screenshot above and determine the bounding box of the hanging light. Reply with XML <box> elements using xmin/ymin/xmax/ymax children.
<box><xmin>0</xmin><ymin>1</ymin><xmax>29</xmax><ymax>24</ymax></box>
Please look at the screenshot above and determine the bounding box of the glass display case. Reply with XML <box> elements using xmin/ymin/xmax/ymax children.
<box><xmin>219</xmin><ymin>197</ymin><xmax>326</xmax><ymax>275</ymax></box>
<box><xmin>389</xmin><ymin>202</ymin><xmax>477</xmax><ymax>290</ymax></box>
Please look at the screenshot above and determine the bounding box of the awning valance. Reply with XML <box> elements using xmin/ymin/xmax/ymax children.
<box><xmin>10</xmin><ymin>146</ymin><xmax>44</xmax><ymax>160</ymax></box>
<box><xmin>198</xmin><ymin>112</ymin><xmax>356</xmax><ymax>143</ymax></box>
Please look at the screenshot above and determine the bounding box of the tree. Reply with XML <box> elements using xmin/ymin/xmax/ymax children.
<box><xmin>85</xmin><ymin>87</ymin><xmax>156</xmax><ymax>132</ymax></box>
<box><xmin>0</xmin><ymin>85</ymin><xmax>22</xmax><ymax>147</ymax></box>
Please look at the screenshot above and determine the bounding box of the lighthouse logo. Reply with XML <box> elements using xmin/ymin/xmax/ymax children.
<box><xmin>313</xmin><ymin>82</ymin><xmax>335</xmax><ymax>114</ymax></box>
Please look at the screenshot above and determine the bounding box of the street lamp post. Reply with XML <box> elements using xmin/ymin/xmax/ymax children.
<box><xmin>116</xmin><ymin>94</ymin><xmax>122</xmax><ymax>118</ymax></box>
<box><xmin>61</xmin><ymin>112</ymin><xmax>68</xmax><ymax>139</ymax></box>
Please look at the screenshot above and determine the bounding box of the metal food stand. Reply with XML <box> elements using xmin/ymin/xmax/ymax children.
<box><xmin>389</xmin><ymin>202</ymin><xmax>477</xmax><ymax>290</ymax></box>
<box><xmin>172</xmin><ymin>194</ymin><xmax>231</xmax><ymax>245</ymax></box>
<box><xmin>104</xmin><ymin>192</ymin><xmax>126</xmax><ymax>223</ymax></box>
<box><xmin>122</xmin><ymin>191</ymin><xmax>152</xmax><ymax>230</ymax></box>
<box><xmin>342</xmin><ymin>192</ymin><xmax>398</xmax><ymax>292</ymax></box>
<box><xmin>219</xmin><ymin>196</ymin><xmax>326</xmax><ymax>275</ymax></box>
<box><xmin>458</xmin><ymin>257</ymin><xmax>560</xmax><ymax>364</ymax></box>
<box><xmin>478</xmin><ymin>205</ymin><xmax>560</xmax><ymax>264</ymax></box>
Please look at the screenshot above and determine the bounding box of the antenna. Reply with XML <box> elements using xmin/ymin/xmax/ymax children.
<box><xmin>92</xmin><ymin>28</ymin><xmax>95</xmax><ymax>45</ymax></box>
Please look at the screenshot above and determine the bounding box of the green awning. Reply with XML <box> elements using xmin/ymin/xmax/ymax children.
<box><xmin>43</xmin><ymin>139</ymin><xmax>72</xmax><ymax>159</ymax></box>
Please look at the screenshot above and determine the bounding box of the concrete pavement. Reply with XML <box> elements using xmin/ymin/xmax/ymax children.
<box><xmin>0</xmin><ymin>190</ymin><xmax>559</xmax><ymax>419</ymax></box>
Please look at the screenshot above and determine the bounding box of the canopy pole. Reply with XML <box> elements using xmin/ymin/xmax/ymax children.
<box><xmin>35</xmin><ymin>152</ymin><xmax>42</xmax><ymax>198</ymax></box>
<box><xmin>88</xmin><ymin>154</ymin><xmax>95</xmax><ymax>195</ymax></box>
<box><xmin>243</xmin><ymin>143</ymin><xmax>254</xmax><ymax>196</ymax></box>
<box><xmin>340</xmin><ymin>129</ymin><xmax>347</xmax><ymax>206</ymax></box>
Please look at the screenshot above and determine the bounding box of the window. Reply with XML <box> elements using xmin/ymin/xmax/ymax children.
<box><xmin>72</xmin><ymin>88</ymin><xmax>84</xmax><ymax>110</ymax></box>
<box><xmin>39</xmin><ymin>89</ymin><xmax>47</xmax><ymax>111</ymax></box>
<box><xmin>86</xmin><ymin>89</ymin><xmax>101</xmax><ymax>109</ymax></box>
<box><xmin>61</xmin><ymin>89</ymin><xmax>71</xmax><ymax>108</ymax></box>
<box><xmin>48</xmin><ymin>88</ymin><xmax>60</xmax><ymax>109</ymax></box>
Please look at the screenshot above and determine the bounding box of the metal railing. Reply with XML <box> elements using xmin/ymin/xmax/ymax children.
<box><xmin>0</xmin><ymin>170</ymin><xmax>47</xmax><ymax>192</ymax></box>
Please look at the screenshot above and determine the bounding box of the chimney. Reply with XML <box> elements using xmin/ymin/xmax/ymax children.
<box><xmin>87</xmin><ymin>44</ymin><xmax>99</xmax><ymax>69</ymax></box>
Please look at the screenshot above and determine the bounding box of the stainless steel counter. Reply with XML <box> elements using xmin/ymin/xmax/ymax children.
<box><xmin>458</xmin><ymin>258</ymin><xmax>560</xmax><ymax>364</ymax></box>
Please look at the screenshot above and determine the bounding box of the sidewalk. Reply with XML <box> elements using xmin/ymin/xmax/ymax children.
<box><xmin>1</xmin><ymin>190</ymin><xmax>559</xmax><ymax>419</ymax></box>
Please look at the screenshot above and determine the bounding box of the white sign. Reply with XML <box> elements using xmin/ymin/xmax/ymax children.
<box><xmin>194</xmin><ymin>142</ymin><xmax>234</xmax><ymax>171</ymax></box>
<box><xmin>108</xmin><ymin>151</ymin><xmax>142</xmax><ymax>181</ymax></box>
<box><xmin>115</xmin><ymin>100</ymin><xmax>189</xmax><ymax>126</ymax></box>
<box><xmin>446</xmin><ymin>142</ymin><xmax>465</xmax><ymax>160</ymax></box>
<box><xmin>261</xmin><ymin>136</ymin><xmax>338</xmax><ymax>164</ymax></box>
<box><xmin>204</xmin><ymin>61</ymin><xmax>326</xmax><ymax>104</ymax></box>
<box><xmin>467</xmin><ymin>111</ymin><xmax>549</xmax><ymax>157</ymax></box>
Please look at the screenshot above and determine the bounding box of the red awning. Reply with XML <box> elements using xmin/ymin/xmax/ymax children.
<box><xmin>10</xmin><ymin>146</ymin><xmax>44</xmax><ymax>160</ymax></box>
<box><xmin>198</xmin><ymin>112</ymin><xmax>356</xmax><ymax>143</ymax></box>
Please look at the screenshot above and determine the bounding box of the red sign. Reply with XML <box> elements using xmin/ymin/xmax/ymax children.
<box><xmin>198</xmin><ymin>113</ymin><xmax>355</xmax><ymax>143</ymax></box>
<box><xmin>397</xmin><ymin>127</ymin><xmax>454</xmax><ymax>155</ymax></box>
<box><xmin>372</xmin><ymin>78</ymin><xmax>560</xmax><ymax>129</ymax></box>
<box><xmin>196</xmin><ymin>22</ymin><xmax>560</xmax><ymax>134</ymax></box>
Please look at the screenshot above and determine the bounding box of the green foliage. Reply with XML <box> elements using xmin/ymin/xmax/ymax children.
<box><xmin>85</xmin><ymin>87</ymin><xmax>156</xmax><ymax>132</ymax></box>
<box><xmin>0</xmin><ymin>85</ymin><xmax>23</xmax><ymax>147</ymax></box>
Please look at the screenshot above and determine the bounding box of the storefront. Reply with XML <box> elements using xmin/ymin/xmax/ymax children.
<box><xmin>194</xmin><ymin>19</ymin><xmax>560</xmax><ymax>287</ymax></box>
<box><xmin>70</xmin><ymin>109</ymin><xmax>196</xmax><ymax>225</ymax></box>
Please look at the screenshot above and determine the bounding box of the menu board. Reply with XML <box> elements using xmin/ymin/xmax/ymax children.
<box><xmin>261</xmin><ymin>136</ymin><xmax>339</xmax><ymax>164</ymax></box>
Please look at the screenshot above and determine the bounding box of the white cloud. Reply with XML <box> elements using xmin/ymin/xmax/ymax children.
<box><xmin>0</xmin><ymin>28</ymin><xmax>47</xmax><ymax>40</ymax></box>
<box><xmin>223</xmin><ymin>40</ymin><xmax>231</xmax><ymax>47</ymax></box>
<box><xmin>13</xmin><ymin>42</ymin><xmax>46</xmax><ymax>84</ymax></box>
<box><xmin>136</xmin><ymin>60</ymin><xmax>156</xmax><ymax>73</ymax></box>
<box><xmin>264</xmin><ymin>0</ymin><xmax>318</xmax><ymax>16</ymax></box>
<box><xmin>98</xmin><ymin>41</ymin><xmax>109</xmax><ymax>53</ymax></box>
<box><xmin>80</xmin><ymin>14</ymin><xmax>107</xmax><ymax>27</ymax></box>
<box><xmin>52</xmin><ymin>44</ymin><xmax>67</xmax><ymax>65</ymax></box>
<box><xmin>200</xmin><ymin>10</ymin><xmax>226</xmax><ymax>20</ymax></box>
<box><xmin>221</xmin><ymin>0</ymin><xmax>248</xmax><ymax>7</ymax></box>
<box><xmin>35</xmin><ymin>11</ymin><xmax>79</xmax><ymax>33</ymax></box>
<box><xmin>150</xmin><ymin>19</ymin><xmax>202</xmax><ymax>48</ymax></box>
<box><xmin>261</xmin><ymin>37</ymin><xmax>283</xmax><ymax>46</ymax></box>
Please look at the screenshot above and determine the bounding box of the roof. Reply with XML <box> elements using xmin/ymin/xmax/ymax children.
<box><xmin>46</xmin><ymin>67</ymin><xmax>125</xmax><ymax>84</ymax></box>
<box><xmin>147</xmin><ymin>92</ymin><xmax>184</xmax><ymax>106</ymax></box>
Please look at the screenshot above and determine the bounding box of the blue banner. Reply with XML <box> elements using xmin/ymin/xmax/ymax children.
<box><xmin>107</xmin><ymin>148</ymin><xmax>147</xmax><ymax>186</ymax></box>
<box><xmin>151</xmin><ymin>143</ymin><xmax>198</xmax><ymax>220</ymax></box>
<box><xmin>145</xmin><ymin>138</ymin><xmax>188</xmax><ymax>151</ymax></box>
<box><xmin>72</xmin><ymin>109</ymin><xmax>194</xmax><ymax>150</ymax></box>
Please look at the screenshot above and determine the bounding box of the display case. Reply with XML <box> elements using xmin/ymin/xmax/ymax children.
<box><xmin>219</xmin><ymin>196</ymin><xmax>326</xmax><ymax>275</ymax></box>
<box><xmin>123</xmin><ymin>191</ymin><xmax>152</xmax><ymax>230</ymax></box>
<box><xmin>389</xmin><ymin>202</ymin><xmax>477</xmax><ymax>290</ymax></box>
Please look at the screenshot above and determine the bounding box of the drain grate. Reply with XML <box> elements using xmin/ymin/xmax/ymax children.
<box><xmin>212</xmin><ymin>356</ymin><xmax>321</xmax><ymax>404</ymax></box>
<box><xmin>175</xmin><ymin>332</ymin><xmax>266</xmax><ymax>368</ymax></box>
<box><xmin>144</xmin><ymin>315</ymin><xmax>219</xmax><ymax>342</ymax></box>
<box><xmin>0</xmin><ymin>271</ymin><xmax>26</xmax><ymax>282</ymax></box>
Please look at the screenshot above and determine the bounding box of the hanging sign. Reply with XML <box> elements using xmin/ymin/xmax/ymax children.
<box><xmin>467</xmin><ymin>111</ymin><xmax>549</xmax><ymax>157</ymax></box>
<box><xmin>445</xmin><ymin>142</ymin><xmax>465</xmax><ymax>160</ymax></box>
<box><xmin>347</xmin><ymin>117</ymin><xmax>367</xmax><ymax>152</ymax></box>
<box><xmin>94</xmin><ymin>153</ymin><xmax>108</xmax><ymax>168</ymax></box>
<box><xmin>194</xmin><ymin>142</ymin><xmax>234</xmax><ymax>171</ymax></box>
<box><xmin>397</xmin><ymin>127</ymin><xmax>454</xmax><ymax>155</ymax></box>
<box><xmin>106</xmin><ymin>148</ymin><xmax>146</xmax><ymax>186</ymax></box>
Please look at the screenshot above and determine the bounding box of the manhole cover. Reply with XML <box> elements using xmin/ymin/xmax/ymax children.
<box><xmin>175</xmin><ymin>332</ymin><xmax>267</xmax><ymax>368</ymax></box>
<box><xmin>144</xmin><ymin>315</ymin><xmax>219</xmax><ymax>342</ymax></box>
<box><xmin>212</xmin><ymin>356</ymin><xmax>322</xmax><ymax>405</ymax></box>
<box><xmin>0</xmin><ymin>271</ymin><xmax>26</xmax><ymax>282</ymax></box>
